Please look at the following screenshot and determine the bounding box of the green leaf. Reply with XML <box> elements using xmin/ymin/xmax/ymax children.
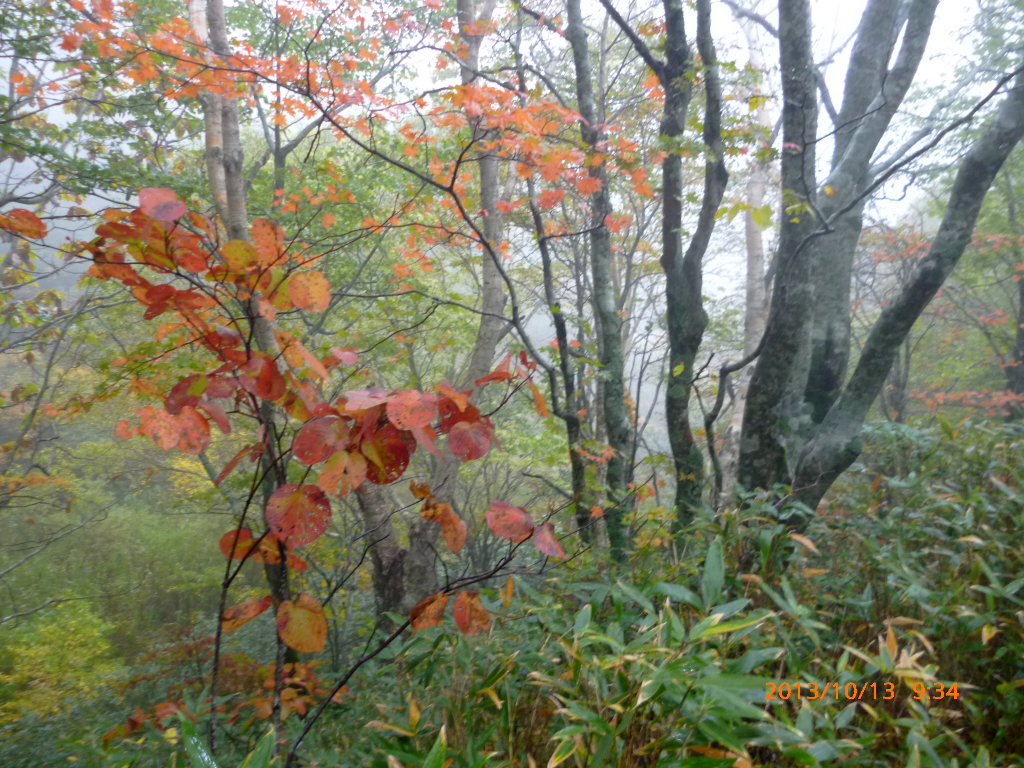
<box><xmin>690</xmin><ymin>612</ymin><xmax>771</xmax><ymax>641</ymax></box>
<box><xmin>422</xmin><ymin>728</ymin><xmax>447</xmax><ymax>768</ymax></box>
<box><xmin>239</xmin><ymin>727</ymin><xmax>276</xmax><ymax>768</ymax></box>
<box><xmin>698</xmin><ymin>720</ymin><xmax>745</xmax><ymax>754</ymax></box>
<box><xmin>178</xmin><ymin>716</ymin><xmax>218</xmax><ymax>768</ymax></box>
<box><xmin>548</xmin><ymin>739</ymin><xmax>577</xmax><ymax>768</ymax></box>
<box><xmin>672</xmin><ymin>361</ymin><xmax>686</xmax><ymax>377</ymax></box>
<box><xmin>701</xmin><ymin>537</ymin><xmax>725</xmax><ymax>611</ymax></box>
<box><xmin>574</xmin><ymin>604</ymin><xmax>592</xmax><ymax>636</ymax></box>
<box><xmin>751</xmin><ymin>204</ymin><xmax>773</xmax><ymax>229</ymax></box>
<box><xmin>653</xmin><ymin>582</ymin><xmax>703</xmax><ymax>610</ymax></box>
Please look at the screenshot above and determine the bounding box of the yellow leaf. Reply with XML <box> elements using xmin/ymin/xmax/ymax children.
<box><xmin>824</xmin><ymin>184</ymin><xmax>835</xmax><ymax>196</ymax></box>
<box><xmin>885</xmin><ymin>626</ymin><xmax>898</xmax><ymax>659</ymax></box>
<box><xmin>958</xmin><ymin>535</ymin><xmax>985</xmax><ymax>545</ymax></box>
<box><xmin>672</xmin><ymin>362</ymin><xmax>685</xmax><ymax>377</ymax></box>
<box><xmin>409</xmin><ymin>698</ymin><xmax>422</xmax><ymax>730</ymax></box>
<box><xmin>801</xmin><ymin>568</ymin><xmax>829</xmax><ymax>577</ymax></box>
<box><xmin>365</xmin><ymin>721</ymin><xmax>417</xmax><ymax>738</ymax></box>
<box><xmin>982</xmin><ymin>624</ymin><xmax>999</xmax><ymax>645</ymax></box>
<box><xmin>788</xmin><ymin>532</ymin><xmax>819</xmax><ymax>554</ymax></box>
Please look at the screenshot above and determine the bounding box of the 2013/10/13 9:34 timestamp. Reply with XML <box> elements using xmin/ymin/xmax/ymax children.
<box><xmin>766</xmin><ymin>681</ymin><xmax>961</xmax><ymax>702</ymax></box>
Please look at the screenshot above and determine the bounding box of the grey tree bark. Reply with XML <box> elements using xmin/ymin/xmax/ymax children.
<box><xmin>792</xmin><ymin>69</ymin><xmax>1024</xmax><ymax>509</ymax></box>
<box><xmin>565</xmin><ymin>0</ymin><xmax>630</xmax><ymax>557</ymax></box>
<box><xmin>599</xmin><ymin>0</ymin><xmax>728</xmax><ymax>538</ymax></box>
<box><xmin>738</xmin><ymin>0</ymin><xmax>939</xmax><ymax>493</ymax></box>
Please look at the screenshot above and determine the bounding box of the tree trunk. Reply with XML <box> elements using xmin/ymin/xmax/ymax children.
<box><xmin>719</xmin><ymin>12</ymin><xmax>771</xmax><ymax>502</ymax></box>
<box><xmin>792</xmin><ymin>69</ymin><xmax>1024</xmax><ymax>511</ymax></box>
<box><xmin>566</xmin><ymin>0</ymin><xmax>630</xmax><ymax>557</ymax></box>
<box><xmin>737</xmin><ymin>0</ymin><xmax>818</xmax><ymax>492</ymax></box>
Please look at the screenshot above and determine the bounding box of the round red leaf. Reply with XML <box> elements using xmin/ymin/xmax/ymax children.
<box><xmin>386</xmin><ymin>389</ymin><xmax>437</xmax><ymax>430</ymax></box>
<box><xmin>447</xmin><ymin>420</ymin><xmax>490</xmax><ymax>461</ymax></box>
<box><xmin>453</xmin><ymin>590</ymin><xmax>490</xmax><ymax>636</ymax></box>
<box><xmin>265</xmin><ymin>483</ymin><xmax>332</xmax><ymax>546</ymax></box>
<box><xmin>293</xmin><ymin>416</ymin><xmax>351</xmax><ymax>465</ymax></box>
<box><xmin>485</xmin><ymin>500</ymin><xmax>535</xmax><ymax>542</ymax></box>
<box><xmin>362</xmin><ymin>424</ymin><xmax>411</xmax><ymax>485</ymax></box>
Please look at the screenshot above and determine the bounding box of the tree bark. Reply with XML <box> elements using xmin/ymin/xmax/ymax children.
<box><xmin>720</xmin><ymin>11</ymin><xmax>771</xmax><ymax>501</ymax></box>
<box><xmin>737</xmin><ymin>0</ymin><xmax>818</xmax><ymax>492</ymax></box>
<box><xmin>663</xmin><ymin>0</ymin><xmax>728</xmax><ymax>533</ymax></box>
<box><xmin>566</xmin><ymin>0</ymin><xmax>629</xmax><ymax>556</ymax></box>
<box><xmin>792</xmin><ymin>69</ymin><xmax>1024</xmax><ymax>511</ymax></box>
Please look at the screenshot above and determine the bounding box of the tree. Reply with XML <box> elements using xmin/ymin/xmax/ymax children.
<box><xmin>735</xmin><ymin>0</ymin><xmax>1024</xmax><ymax>514</ymax></box>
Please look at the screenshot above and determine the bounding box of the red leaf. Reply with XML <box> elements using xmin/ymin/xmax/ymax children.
<box><xmin>166</xmin><ymin>375</ymin><xmax>202</xmax><ymax>414</ymax></box>
<box><xmin>238</xmin><ymin>356</ymin><xmax>287</xmax><ymax>401</ymax></box>
<box><xmin>343</xmin><ymin>388</ymin><xmax>392</xmax><ymax>411</ymax></box>
<box><xmin>411</xmin><ymin>426</ymin><xmax>442</xmax><ymax>458</ymax></box>
<box><xmin>215</xmin><ymin>444</ymin><xmax>252</xmax><ymax>486</ymax></box>
<box><xmin>265</xmin><ymin>483</ymin><xmax>332</xmax><ymax>546</ymax></box>
<box><xmin>485</xmin><ymin>500</ymin><xmax>534</xmax><ymax>542</ymax></box>
<box><xmin>175</xmin><ymin>406</ymin><xmax>211</xmax><ymax>454</ymax></box>
<box><xmin>453</xmin><ymin>590</ymin><xmax>490</xmax><ymax>635</ymax></box>
<box><xmin>114</xmin><ymin>420</ymin><xmax>136</xmax><ymax>440</ymax></box>
<box><xmin>436</xmin><ymin>381</ymin><xmax>468</xmax><ymax>412</ymax></box>
<box><xmin>386</xmin><ymin>389</ymin><xmax>437</xmax><ymax>430</ymax></box>
<box><xmin>448</xmin><ymin>420</ymin><xmax>490</xmax><ymax>461</ymax></box>
<box><xmin>197</xmin><ymin>399</ymin><xmax>231</xmax><ymax>434</ymax></box>
<box><xmin>276</xmin><ymin>592</ymin><xmax>327</xmax><ymax>652</ymax></box>
<box><xmin>410</xmin><ymin>592</ymin><xmax>447</xmax><ymax>632</ymax></box>
<box><xmin>293</xmin><ymin>416</ymin><xmax>351</xmax><ymax>465</ymax></box>
<box><xmin>138</xmin><ymin>405</ymin><xmax>181</xmax><ymax>451</ymax></box>
<box><xmin>533</xmin><ymin>523</ymin><xmax>566</xmax><ymax>559</ymax></box>
<box><xmin>362</xmin><ymin>424</ymin><xmax>411</xmax><ymax>485</ymax></box>
<box><xmin>330</xmin><ymin>347</ymin><xmax>358</xmax><ymax>366</ymax></box>
<box><xmin>221</xmin><ymin>595</ymin><xmax>273</xmax><ymax>633</ymax></box>
<box><xmin>288</xmin><ymin>270</ymin><xmax>331</xmax><ymax>312</ymax></box>
<box><xmin>317</xmin><ymin>450</ymin><xmax>367</xmax><ymax>496</ymax></box>
<box><xmin>440</xmin><ymin>507</ymin><xmax>467</xmax><ymax>553</ymax></box>
<box><xmin>139</xmin><ymin>188</ymin><xmax>179</xmax><ymax>218</ymax></box>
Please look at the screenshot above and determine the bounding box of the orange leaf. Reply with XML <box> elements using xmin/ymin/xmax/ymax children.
<box><xmin>288</xmin><ymin>270</ymin><xmax>331</xmax><ymax>312</ymax></box>
<box><xmin>440</xmin><ymin>508</ymin><xmax>467</xmax><ymax>553</ymax></box>
<box><xmin>386</xmin><ymin>389</ymin><xmax>437</xmax><ymax>430</ymax></box>
<box><xmin>0</xmin><ymin>208</ymin><xmax>47</xmax><ymax>239</ymax></box>
<box><xmin>277</xmin><ymin>592</ymin><xmax>327</xmax><ymax>652</ymax></box>
<box><xmin>138</xmin><ymin>405</ymin><xmax>181</xmax><ymax>451</ymax></box>
<box><xmin>317</xmin><ymin>450</ymin><xmax>368</xmax><ymax>496</ymax></box>
<box><xmin>485</xmin><ymin>500</ymin><xmax>534</xmax><ymax>542</ymax></box>
<box><xmin>219</xmin><ymin>528</ymin><xmax>257</xmax><ymax>559</ymax></box>
<box><xmin>222</xmin><ymin>595</ymin><xmax>273</xmax><ymax>632</ymax></box>
<box><xmin>525</xmin><ymin>378</ymin><xmax>549</xmax><ymax>417</ymax></box>
<box><xmin>222</xmin><ymin>239</ymin><xmax>260</xmax><ymax>270</ymax></box>
<box><xmin>251</xmin><ymin>218</ymin><xmax>285</xmax><ymax>266</ymax></box>
<box><xmin>453</xmin><ymin>590</ymin><xmax>490</xmax><ymax>635</ymax></box>
<box><xmin>410</xmin><ymin>592</ymin><xmax>447</xmax><ymax>632</ymax></box>
<box><xmin>533</xmin><ymin>523</ymin><xmax>565</xmax><ymax>559</ymax></box>
<box><xmin>139</xmin><ymin>188</ymin><xmax>185</xmax><ymax>221</ymax></box>
<box><xmin>266</xmin><ymin>483</ymin><xmax>332</xmax><ymax>545</ymax></box>
<box><xmin>409</xmin><ymin>481</ymin><xmax>433</xmax><ymax>499</ymax></box>
<box><xmin>175</xmin><ymin>406</ymin><xmax>211</xmax><ymax>455</ymax></box>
